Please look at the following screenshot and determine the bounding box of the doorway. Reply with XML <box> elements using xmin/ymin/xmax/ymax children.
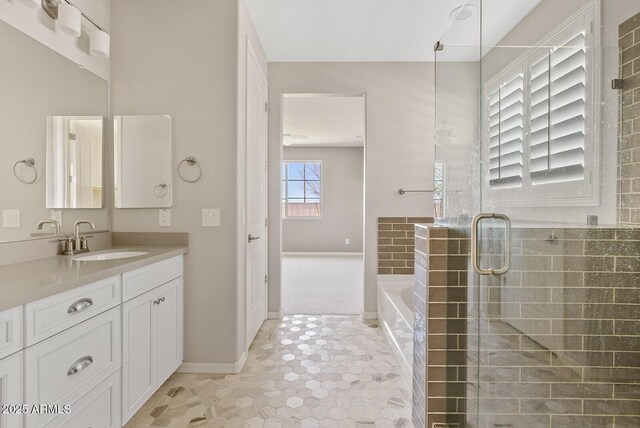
<box><xmin>280</xmin><ymin>94</ymin><xmax>366</xmax><ymax>315</ymax></box>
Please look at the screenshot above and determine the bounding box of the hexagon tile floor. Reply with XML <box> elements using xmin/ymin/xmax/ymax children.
<box><xmin>125</xmin><ymin>315</ymin><xmax>413</xmax><ymax>428</ymax></box>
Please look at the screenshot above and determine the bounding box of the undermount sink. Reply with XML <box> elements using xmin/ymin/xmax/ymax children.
<box><xmin>73</xmin><ymin>251</ymin><xmax>149</xmax><ymax>261</ymax></box>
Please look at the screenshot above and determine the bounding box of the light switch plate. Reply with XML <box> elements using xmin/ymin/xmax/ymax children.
<box><xmin>202</xmin><ymin>208</ymin><xmax>221</xmax><ymax>227</ymax></box>
<box><xmin>159</xmin><ymin>209</ymin><xmax>171</xmax><ymax>227</ymax></box>
<box><xmin>2</xmin><ymin>210</ymin><xmax>20</xmax><ymax>228</ymax></box>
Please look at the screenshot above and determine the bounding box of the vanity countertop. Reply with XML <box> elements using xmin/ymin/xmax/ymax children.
<box><xmin>0</xmin><ymin>246</ymin><xmax>188</xmax><ymax>312</ymax></box>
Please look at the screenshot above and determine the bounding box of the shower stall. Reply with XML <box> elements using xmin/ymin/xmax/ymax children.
<box><xmin>414</xmin><ymin>0</ymin><xmax>640</xmax><ymax>426</ymax></box>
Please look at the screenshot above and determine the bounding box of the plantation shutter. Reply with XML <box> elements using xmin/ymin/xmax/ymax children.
<box><xmin>529</xmin><ymin>31</ymin><xmax>586</xmax><ymax>185</ymax></box>
<box><xmin>488</xmin><ymin>72</ymin><xmax>524</xmax><ymax>189</ymax></box>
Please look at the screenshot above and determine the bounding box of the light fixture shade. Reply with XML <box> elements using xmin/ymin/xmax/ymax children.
<box><xmin>89</xmin><ymin>28</ymin><xmax>110</xmax><ymax>57</ymax></box>
<box><xmin>19</xmin><ymin>0</ymin><xmax>41</xmax><ymax>9</ymax></box>
<box><xmin>57</xmin><ymin>3</ymin><xmax>82</xmax><ymax>37</ymax></box>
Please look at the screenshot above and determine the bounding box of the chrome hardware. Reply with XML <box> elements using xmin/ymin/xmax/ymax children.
<box><xmin>398</xmin><ymin>188</ymin><xmax>435</xmax><ymax>195</ymax></box>
<box><xmin>471</xmin><ymin>213</ymin><xmax>511</xmax><ymax>275</ymax></box>
<box><xmin>69</xmin><ymin>220</ymin><xmax>95</xmax><ymax>255</ymax></box>
<box><xmin>248</xmin><ymin>234</ymin><xmax>261</xmax><ymax>243</ymax></box>
<box><xmin>178</xmin><ymin>157</ymin><xmax>202</xmax><ymax>183</ymax></box>
<box><xmin>67</xmin><ymin>298</ymin><xmax>93</xmax><ymax>314</ymax></box>
<box><xmin>13</xmin><ymin>158</ymin><xmax>38</xmax><ymax>184</ymax></box>
<box><xmin>67</xmin><ymin>356</ymin><xmax>93</xmax><ymax>376</ymax></box>
<box><xmin>611</xmin><ymin>78</ymin><xmax>624</xmax><ymax>90</ymax></box>
<box><xmin>37</xmin><ymin>219</ymin><xmax>61</xmax><ymax>236</ymax></box>
<box><xmin>154</xmin><ymin>183</ymin><xmax>169</xmax><ymax>197</ymax></box>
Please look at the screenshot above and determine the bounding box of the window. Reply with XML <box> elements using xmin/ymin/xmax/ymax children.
<box><xmin>282</xmin><ymin>161</ymin><xmax>322</xmax><ymax>218</ymax></box>
<box><xmin>483</xmin><ymin>4</ymin><xmax>598</xmax><ymax>206</ymax></box>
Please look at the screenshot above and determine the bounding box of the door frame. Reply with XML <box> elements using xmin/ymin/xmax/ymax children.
<box><xmin>277</xmin><ymin>92</ymin><xmax>367</xmax><ymax>315</ymax></box>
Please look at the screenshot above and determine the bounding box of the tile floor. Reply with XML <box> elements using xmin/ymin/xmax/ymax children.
<box><xmin>125</xmin><ymin>315</ymin><xmax>413</xmax><ymax>427</ymax></box>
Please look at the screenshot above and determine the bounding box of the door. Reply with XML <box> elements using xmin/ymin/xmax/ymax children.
<box><xmin>122</xmin><ymin>292</ymin><xmax>155</xmax><ymax>423</ymax></box>
<box><xmin>246</xmin><ymin>39</ymin><xmax>268</xmax><ymax>346</ymax></box>
<box><xmin>156</xmin><ymin>278</ymin><xmax>183</xmax><ymax>385</ymax></box>
<box><xmin>433</xmin><ymin>1</ymin><xmax>639</xmax><ymax>427</ymax></box>
<box><xmin>0</xmin><ymin>352</ymin><xmax>23</xmax><ymax>428</ymax></box>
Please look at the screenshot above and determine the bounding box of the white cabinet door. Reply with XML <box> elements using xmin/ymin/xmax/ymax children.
<box><xmin>122</xmin><ymin>292</ymin><xmax>156</xmax><ymax>424</ymax></box>
<box><xmin>155</xmin><ymin>278</ymin><xmax>183</xmax><ymax>386</ymax></box>
<box><xmin>0</xmin><ymin>351</ymin><xmax>23</xmax><ymax>428</ymax></box>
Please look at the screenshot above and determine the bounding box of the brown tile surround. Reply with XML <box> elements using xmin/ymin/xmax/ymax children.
<box><xmin>414</xmin><ymin>224</ymin><xmax>640</xmax><ymax>428</ymax></box>
<box><xmin>619</xmin><ymin>12</ymin><xmax>640</xmax><ymax>225</ymax></box>
<box><xmin>378</xmin><ymin>217</ymin><xmax>434</xmax><ymax>275</ymax></box>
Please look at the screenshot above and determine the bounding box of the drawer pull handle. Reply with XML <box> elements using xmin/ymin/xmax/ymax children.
<box><xmin>153</xmin><ymin>297</ymin><xmax>166</xmax><ymax>305</ymax></box>
<box><xmin>67</xmin><ymin>356</ymin><xmax>93</xmax><ymax>376</ymax></box>
<box><xmin>67</xmin><ymin>298</ymin><xmax>94</xmax><ymax>314</ymax></box>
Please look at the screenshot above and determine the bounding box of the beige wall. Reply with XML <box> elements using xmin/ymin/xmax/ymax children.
<box><xmin>110</xmin><ymin>0</ymin><xmax>264</xmax><ymax>366</ymax></box>
<box><xmin>0</xmin><ymin>20</ymin><xmax>109</xmax><ymax>244</ymax></box>
<box><xmin>282</xmin><ymin>146</ymin><xmax>364</xmax><ymax>253</ymax></box>
<box><xmin>268</xmin><ymin>63</ymin><xmax>435</xmax><ymax>315</ymax></box>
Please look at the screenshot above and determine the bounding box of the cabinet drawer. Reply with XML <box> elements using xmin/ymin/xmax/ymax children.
<box><xmin>122</xmin><ymin>256</ymin><xmax>182</xmax><ymax>301</ymax></box>
<box><xmin>25</xmin><ymin>307</ymin><xmax>121</xmax><ymax>427</ymax></box>
<box><xmin>0</xmin><ymin>306</ymin><xmax>22</xmax><ymax>360</ymax></box>
<box><xmin>25</xmin><ymin>275</ymin><xmax>121</xmax><ymax>347</ymax></box>
<box><xmin>44</xmin><ymin>370</ymin><xmax>121</xmax><ymax>428</ymax></box>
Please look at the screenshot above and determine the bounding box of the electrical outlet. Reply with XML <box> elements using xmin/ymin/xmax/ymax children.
<box><xmin>202</xmin><ymin>208</ymin><xmax>221</xmax><ymax>227</ymax></box>
<box><xmin>159</xmin><ymin>209</ymin><xmax>171</xmax><ymax>227</ymax></box>
<box><xmin>345</xmin><ymin>238</ymin><xmax>350</xmax><ymax>245</ymax></box>
<box><xmin>2</xmin><ymin>210</ymin><xmax>20</xmax><ymax>228</ymax></box>
<box><xmin>51</xmin><ymin>210</ymin><xmax>62</xmax><ymax>225</ymax></box>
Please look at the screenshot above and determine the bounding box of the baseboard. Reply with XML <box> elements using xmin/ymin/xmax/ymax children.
<box><xmin>282</xmin><ymin>252</ymin><xmax>364</xmax><ymax>257</ymax></box>
<box><xmin>177</xmin><ymin>350</ymin><xmax>248</xmax><ymax>374</ymax></box>
<box><xmin>361</xmin><ymin>311</ymin><xmax>378</xmax><ymax>320</ymax></box>
<box><xmin>268</xmin><ymin>308</ymin><xmax>284</xmax><ymax>319</ymax></box>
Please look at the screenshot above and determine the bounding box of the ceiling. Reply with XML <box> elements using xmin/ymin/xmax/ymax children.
<box><xmin>245</xmin><ymin>0</ymin><xmax>543</xmax><ymax>62</ymax></box>
<box><xmin>283</xmin><ymin>95</ymin><xmax>366</xmax><ymax>147</ymax></box>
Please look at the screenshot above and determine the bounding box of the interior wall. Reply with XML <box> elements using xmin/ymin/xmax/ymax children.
<box><xmin>282</xmin><ymin>146</ymin><xmax>364</xmax><ymax>253</ymax></box>
<box><xmin>0</xmin><ymin>0</ymin><xmax>110</xmax><ymax>80</ymax></box>
<box><xmin>110</xmin><ymin>0</ymin><xmax>241</xmax><ymax>365</ymax></box>
<box><xmin>268</xmin><ymin>63</ymin><xmax>435</xmax><ymax>316</ymax></box>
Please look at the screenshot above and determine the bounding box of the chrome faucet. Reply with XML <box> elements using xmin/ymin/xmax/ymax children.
<box><xmin>73</xmin><ymin>220</ymin><xmax>95</xmax><ymax>254</ymax></box>
<box><xmin>36</xmin><ymin>219</ymin><xmax>61</xmax><ymax>236</ymax></box>
<box><xmin>59</xmin><ymin>220</ymin><xmax>95</xmax><ymax>256</ymax></box>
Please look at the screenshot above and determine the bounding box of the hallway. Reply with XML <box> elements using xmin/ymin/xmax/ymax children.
<box><xmin>125</xmin><ymin>316</ymin><xmax>412</xmax><ymax>427</ymax></box>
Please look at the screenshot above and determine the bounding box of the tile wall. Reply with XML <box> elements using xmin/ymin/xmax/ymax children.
<box><xmin>414</xmin><ymin>224</ymin><xmax>640</xmax><ymax>428</ymax></box>
<box><xmin>619</xmin><ymin>12</ymin><xmax>640</xmax><ymax>225</ymax></box>
<box><xmin>378</xmin><ymin>217</ymin><xmax>434</xmax><ymax>275</ymax></box>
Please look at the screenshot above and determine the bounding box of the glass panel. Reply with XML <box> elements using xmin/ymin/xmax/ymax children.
<box><xmin>433</xmin><ymin>1</ymin><xmax>640</xmax><ymax>427</ymax></box>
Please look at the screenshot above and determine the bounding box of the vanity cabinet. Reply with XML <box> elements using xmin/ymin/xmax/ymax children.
<box><xmin>0</xmin><ymin>253</ymin><xmax>184</xmax><ymax>428</ymax></box>
<box><xmin>0</xmin><ymin>351</ymin><xmax>23</xmax><ymax>428</ymax></box>
<box><xmin>122</xmin><ymin>260</ymin><xmax>183</xmax><ymax>424</ymax></box>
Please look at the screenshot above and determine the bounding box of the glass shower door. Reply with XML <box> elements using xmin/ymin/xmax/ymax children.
<box><xmin>434</xmin><ymin>0</ymin><xmax>640</xmax><ymax>427</ymax></box>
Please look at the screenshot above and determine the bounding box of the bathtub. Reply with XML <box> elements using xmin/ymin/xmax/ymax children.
<box><xmin>377</xmin><ymin>275</ymin><xmax>414</xmax><ymax>387</ymax></box>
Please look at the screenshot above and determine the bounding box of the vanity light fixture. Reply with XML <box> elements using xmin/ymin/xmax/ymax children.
<box><xmin>57</xmin><ymin>2</ymin><xmax>81</xmax><ymax>37</ymax></box>
<box><xmin>41</xmin><ymin>0</ymin><xmax>110</xmax><ymax>58</ymax></box>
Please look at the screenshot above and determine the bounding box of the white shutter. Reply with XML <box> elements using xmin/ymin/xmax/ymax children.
<box><xmin>488</xmin><ymin>72</ymin><xmax>524</xmax><ymax>189</ymax></box>
<box><xmin>529</xmin><ymin>32</ymin><xmax>586</xmax><ymax>185</ymax></box>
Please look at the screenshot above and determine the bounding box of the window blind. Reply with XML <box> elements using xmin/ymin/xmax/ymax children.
<box><xmin>488</xmin><ymin>73</ymin><xmax>525</xmax><ymax>189</ymax></box>
<box><xmin>529</xmin><ymin>32</ymin><xmax>586</xmax><ymax>185</ymax></box>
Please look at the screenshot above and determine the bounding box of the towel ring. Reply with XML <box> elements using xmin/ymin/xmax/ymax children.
<box><xmin>178</xmin><ymin>156</ymin><xmax>202</xmax><ymax>183</ymax></box>
<box><xmin>153</xmin><ymin>183</ymin><xmax>169</xmax><ymax>198</ymax></box>
<box><xmin>13</xmin><ymin>158</ymin><xmax>37</xmax><ymax>184</ymax></box>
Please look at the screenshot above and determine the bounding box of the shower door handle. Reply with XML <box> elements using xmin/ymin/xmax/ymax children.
<box><xmin>471</xmin><ymin>213</ymin><xmax>511</xmax><ymax>275</ymax></box>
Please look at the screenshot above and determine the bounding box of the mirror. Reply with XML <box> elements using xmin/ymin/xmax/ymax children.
<box><xmin>114</xmin><ymin>115</ymin><xmax>173</xmax><ymax>208</ymax></box>
<box><xmin>46</xmin><ymin>116</ymin><xmax>104</xmax><ymax>209</ymax></box>
<box><xmin>0</xmin><ymin>20</ymin><xmax>108</xmax><ymax>243</ymax></box>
